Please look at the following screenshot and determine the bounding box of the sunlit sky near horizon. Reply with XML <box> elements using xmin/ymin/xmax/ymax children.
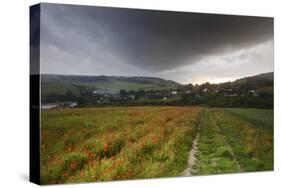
<box><xmin>34</xmin><ymin>3</ymin><xmax>274</xmax><ymax>85</ymax></box>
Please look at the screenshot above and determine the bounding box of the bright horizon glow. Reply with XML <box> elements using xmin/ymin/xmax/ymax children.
<box><xmin>189</xmin><ymin>77</ymin><xmax>236</xmax><ymax>85</ymax></box>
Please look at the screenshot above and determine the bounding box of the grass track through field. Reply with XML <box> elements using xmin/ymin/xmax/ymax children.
<box><xmin>181</xmin><ymin>114</ymin><xmax>203</xmax><ymax>176</ymax></box>
<box><xmin>191</xmin><ymin>109</ymin><xmax>241</xmax><ymax>175</ymax></box>
<box><xmin>189</xmin><ymin>108</ymin><xmax>273</xmax><ymax>175</ymax></box>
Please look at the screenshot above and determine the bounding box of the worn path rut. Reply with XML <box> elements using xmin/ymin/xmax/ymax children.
<box><xmin>182</xmin><ymin>110</ymin><xmax>242</xmax><ymax>176</ymax></box>
<box><xmin>181</xmin><ymin>116</ymin><xmax>203</xmax><ymax>176</ymax></box>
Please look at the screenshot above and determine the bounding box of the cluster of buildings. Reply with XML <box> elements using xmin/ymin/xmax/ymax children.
<box><xmin>41</xmin><ymin>84</ymin><xmax>259</xmax><ymax>109</ymax></box>
<box><xmin>199</xmin><ymin>87</ymin><xmax>258</xmax><ymax>97</ymax></box>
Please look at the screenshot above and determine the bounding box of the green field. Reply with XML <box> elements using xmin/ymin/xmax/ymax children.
<box><xmin>41</xmin><ymin>80</ymin><xmax>177</xmax><ymax>96</ymax></box>
<box><xmin>41</xmin><ymin>74</ymin><xmax>179</xmax><ymax>97</ymax></box>
<box><xmin>40</xmin><ymin>107</ymin><xmax>273</xmax><ymax>184</ymax></box>
<box><xmin>193</xmin><ymin>108</ymin><xmax>273</xmax><ymax>175</ymax></box>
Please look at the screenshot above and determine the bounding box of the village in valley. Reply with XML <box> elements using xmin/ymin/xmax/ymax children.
<box><xmin>41</xmin><ymin>74</ymin><xmax>269</xmax><ymax>110</ymax></box>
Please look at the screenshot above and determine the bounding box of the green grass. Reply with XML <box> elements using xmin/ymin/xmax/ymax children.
<box><xmin>84</xmin><ymin>80</ymin><xmax>176</xmax><ymax>93</ymax></box>
<box><xmin>41</xmin><ymin>82</ymin><xmax>81</xmax><ymax>96</ymax></box>
<box><xmin>193</xmin><ymin>110</ymin><xmax>239</xmax><ymax>175</ymax></box>
<box><xmin>41</xmin><ymin>75</ymin><xmax>179</xmax><ymax>96</ymax></box>
<box><xmin>41</xmin><ymin>80</ymin><xmax>177</xmax><ymax>96</ymax></box>
<box><xmin>134</xmin><ymin>96</ymin><xmax>181</xmax><ymax>103</ymax></box>
<box><xmin>212</xmin><ymin>109</ymin><xmax>273</xmax><ymax>171</ymax></box>
<box><xmin>223</xmin><ymin>108</ymin><xmax>273</xmax><ymax>131</ymax></box>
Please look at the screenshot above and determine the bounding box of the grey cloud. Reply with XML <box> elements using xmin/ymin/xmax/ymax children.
<box><xmin>39</xmin><ymin>3</ymin><xmax>273</xmax><ymax>83</ymax></box>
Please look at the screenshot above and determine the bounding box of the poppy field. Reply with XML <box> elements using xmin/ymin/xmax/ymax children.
<box><xmin>40</xmin><ymin>106</ymin><xmax>273</xmax><ymax>184</ymax></box>
<box><xmin>40</xmin><ymin>106</ymin><xmax>202</xmax><ymax>184</ymax></box>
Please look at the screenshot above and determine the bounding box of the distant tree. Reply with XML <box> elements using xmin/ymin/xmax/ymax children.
<box><xmin>136</xmin><ymin>90</ymin><xmax>145</xmax><ymax>97</ymax></box>
<box><xmin>45</xmin><ymin>93</ymin><xmax>59</xmax><ymax>103</ymax></box>
<box><xmin>65</xmin><ymin>90</ymin><xmax>73</xmax><ymax>96</ymax></box>
<box><xmin>128</xmin><ymin>90</ymin><xmax>136</xmax><ymax>95</ymax></box>
<box><xmin>185</xmin><ymin>83</ymin><xmax>194</xmax><ymax>90</ymax></box>
<box><xmin>119</xmin><ymin>89</ymin><xmax>127</xmax><ymax>96</ymax></box>
<box><xmin>64</xmin><ymin>90</ymin><xmax>76</xmax><ymax>101</ymax></box>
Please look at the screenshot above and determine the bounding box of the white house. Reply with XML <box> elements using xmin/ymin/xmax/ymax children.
<box><xmin>128</xmin><ymin>95</ymin><xmax>135</xmax><ymax>100</ymax></box>
<box><xmin>41</xmin><ymin>103</ymin><xmax>58</xmax><ymax>110</ymax></box>
<box><xmin>69</xmin><ymin>102</ymin><xmax>77</xmax><ymax>108</ymax></box>
<box><xmin>185</xmin><ymin>90</ymin><xmax>192</xmax><ymax>94</ymax></box>
<box><xmin>202</xmin><ymin>88</ymin><xmax>209</xmax><ymax>93</ymax></box>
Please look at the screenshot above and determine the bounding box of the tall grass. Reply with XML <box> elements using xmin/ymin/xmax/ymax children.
<box><xmin>213</xmin><ymin>109</ymin><xmax>273</xmax><ymax>171</ymax></box>
<box><xmin>40</xmin><ymin>106</ymin><xmax>273</xmax><ymax>184</ymax></box>
<box><xmin>40</xmin><ymin>106</ymin><xmax>202</xmax><ymax>184</ymax></box>
<box><xmin>224</xmin><ymin>108</ymin><xmax>273</xmax><ymax>132</ymax></box>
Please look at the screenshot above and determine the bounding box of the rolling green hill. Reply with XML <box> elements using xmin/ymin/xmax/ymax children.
<box><xmin>41</xmin><ymin>74</ymin><xmax>181</xmax><ymax>97</ymax></box>
<box><xmin>233</xmin><ymin>72</ymin><xmax>273</xmax><ymax>85</ymax></box>
<box><xmin>230</xmin><ymin>72</ymin><xmax>273</xmax><ymax>95</ymax></box>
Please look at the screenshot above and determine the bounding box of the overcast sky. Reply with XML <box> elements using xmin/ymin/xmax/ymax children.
<box><xmin>39</xmin><ymin>3</ymin><xmax>273</xmax><ymax>84</ymax></box>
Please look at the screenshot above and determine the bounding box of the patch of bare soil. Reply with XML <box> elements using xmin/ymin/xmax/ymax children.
<box><xmin>181</xmin><ymin>118</ymin><xmax>202</xmax><ymax>176</ymax></box>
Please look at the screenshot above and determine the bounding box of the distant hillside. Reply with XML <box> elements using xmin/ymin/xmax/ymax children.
<box><xmin>192</xmin><ymin>72</ymin><xmax>273</xmax><ymax>108</ymax></box>
<box><xmin>228</xmin><ymin>72</ymin><xmax>273</xmax><ymax>95</ymax></box>
<box><xmin>233</xmin><ymin>72</ymin><xmax>273</xmax><ymax>84</ymax></box>
<box><xmin>41</xmin><ymin>74</ymin><xmax>181</xmax><ymax>97</ymax></box>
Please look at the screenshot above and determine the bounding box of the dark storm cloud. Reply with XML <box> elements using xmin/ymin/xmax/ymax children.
<box><xmin>40</xmin><ymin>3</ymin><xmax>273</xmax><ymax>83</ymax></box>
<box><xmin>30</xmin><ymin>4</ymin><xmax>40</xmax><ymax>75</ymax></box>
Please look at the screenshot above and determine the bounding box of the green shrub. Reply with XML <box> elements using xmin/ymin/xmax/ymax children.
<box><xmin>64</xmin><ymin>135</ymin><xmax>81</xmax><ymax>147</ymax></box>
<box><xmin>62</xmin><ymin>153</ymin><xmax>88</xmax><ymax>175</ymax></box>
<box><xmin>105</xmin><ymin>138</ymin><xmax>125</xmax><ymax>158</ymax></box>
<box><xmin>85</xmin><ymin>137</ymin><xmax>125</xmax><ymax>159</ymax></box>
